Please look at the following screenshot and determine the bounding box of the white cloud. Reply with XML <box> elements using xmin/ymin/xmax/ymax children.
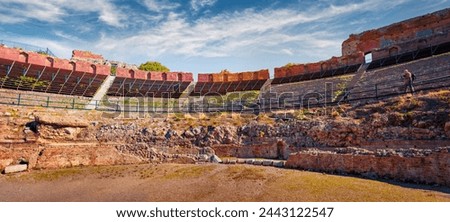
<box><xmin>96</xmin><ymin>0</ymin><xmax>394</xmax><ymax>59</ymax></box>
<box><xmin>0</xmin><ymin>0</ymin><xmax>126</xmax><ymax>27</ymax></box>
<box><xmin>1</xmin><ymin>0</ymin><xmax>422</xmax><ymax>74</ymax></box>
<box><xmin>141</xmin><ymin>0</ymin><xmax>180</xmax><ymax>12</ymax></box>
<box><xmin>191</xmin><ymin>0</ymin><xmax>218</xmax><ymax>11</ymax></box>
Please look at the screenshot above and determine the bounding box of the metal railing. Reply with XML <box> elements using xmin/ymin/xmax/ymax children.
<box><xmin>0</xmin><ymin>73</ymin><xmax>448</xmax><ymax>114</ymax></box>
<box><xmin>0</xmin><ymin>40</ymin><xmax>56</xmax><ymax>57</ymax></box>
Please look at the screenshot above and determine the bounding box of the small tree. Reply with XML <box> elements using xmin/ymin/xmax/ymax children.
<box><xmin>139</xmin><ymin>61</ymin><xmax>170</xmax><ymax>72</ymax></box>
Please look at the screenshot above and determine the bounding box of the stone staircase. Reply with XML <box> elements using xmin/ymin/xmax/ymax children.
<box><xmin>334</xmin><ymin>62</ymin><xmax>370</xmax><ymax>103</ymax></box>
<box><xmin>85</xmin><ymin>75</ymin><xmax>116</xmax><ymax>110</ymax></box>
<box><xmin>349</xmin><ymin>53</ymin><xmax>450</xmax><ymax>100</ymax></box>
<box><xmin>177</xmin><ymin>82</ymin><xmax>196</xmax><ymax>111</ymax></box>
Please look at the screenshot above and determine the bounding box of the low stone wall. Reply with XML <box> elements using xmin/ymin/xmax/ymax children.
<box><xmin>286</xmin><ymin>147</ymin><xmax>450</xmax><ymax>186</ymax></box>
<box><xmin>212</xmin><ymin>139</ymin><xmax>301</xmax><ymax>160</ymax></box>
<box><xmin>0</xmin><ymin>144</ymin><xmax>145</xmax><ymax>170</ymax></box>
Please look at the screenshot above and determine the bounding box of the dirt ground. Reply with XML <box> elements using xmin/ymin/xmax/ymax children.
<box><xmin>0</xmin><ymin>164</ymin><xmax>449</xmax><ymax>202</ymax></box>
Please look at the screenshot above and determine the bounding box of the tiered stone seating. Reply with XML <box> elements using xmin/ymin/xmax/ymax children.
<box><xmin>261</xmin><ymin>74</ymin><xmax>355</xmax><ymax>108</ymax></box>
<box><xmin>0</xmin><ymin>46</ymin><xmax>110</xmax><ymax>97</ymax></box>
<box><xmin>367</xmin><ymin>41</ymin><xmax>450</xmax><ymax>71</ymax></box>
<box><xmin>190</xmin><ymin>70</ymin><xmax>269</xmax><ymax>96</ymax></box>
<box><xmin>0</xmin><ymin>88</ymin><xmax>91</xmax><ymax>109</ymax></box>
<box><xmin>107</xmin><ymin>68</ymin><xmax>193</xmax><ymax>98</ymax></box>
<box><xmin>349</xmin><ymin>53</ymin><xmax>450</xmax><ymax>100</ymax></box>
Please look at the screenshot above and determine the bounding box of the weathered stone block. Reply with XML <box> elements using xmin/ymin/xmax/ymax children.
<box><xmin>237</xmin><ymin>159</ymin><xmax>246</xmax><ymax>164</ymax></box>
<box><xmin>245</xmin><ymin>159</ymin><xmax>254</xmax><ymax>164</ymax></box>
<box><xmin>273</xmin><ymin>161</ymin><xmax>285</xmax><ymax>168</ymax></box>
<box><xmin>4</xmin><ymin>164</ymin><xmax>27</xmax><ymax>174</ymax></box>
<box><xmin>253</xmin><ymin>160</ymin><xmax>263</xmax><ymax>165</ymax></box>
<box><xmin>262</xmin><ymin>160</ymin><xmax>273</xmax><ymax>166</ymax></box>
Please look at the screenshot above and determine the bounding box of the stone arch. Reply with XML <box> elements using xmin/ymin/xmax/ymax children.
<box><xmin>178</xmin><ymin>73</ymin><xmax>183</xmax><ymax>81</ymax></box>
<box><xmin>129</xmin><ymin>69</ymin><xmax>135</xmax><ymax>78</ymax></box>
<box><xmin>45</xmin><ymin>57</ymin><xmax>54</xmax><ymax>67</ymax></box>
<box><xmin>276</xmin><ymin>140</ymin><xmax>286</xmax><ymax>159</ymax></box>
<box><xmin>19</xmin><ymin>52</ymin><xmax>28</xmax><ymax>63</ymax></box>
<box><xmin>162</xmin><ymin>72</ymin><xmax>167</xmax><ymax>81</ymax></box>
<box><xmin>91</xmin><ymin>65</ymin><xmax>97</xmax><ymax>75</ymax></box>
<box><xmin>69</xmin><ymin>61</ymin><xmax>76</xmax><ymax>72</ymax></box>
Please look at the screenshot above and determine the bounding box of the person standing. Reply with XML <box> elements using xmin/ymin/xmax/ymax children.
<box><xmin>403</xmin><ymin>69</ymin><xmax>415</xmax><ymax>94</ymax></box>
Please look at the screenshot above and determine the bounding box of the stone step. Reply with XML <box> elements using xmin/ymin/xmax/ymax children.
<box><xmin>3</xmin><ymin>164</ymin><xmax>28</xmax><ymax>174</ymax></box>
<box><xmin>221</xmin><ymin>158</ymin><xmax>286</xmax><ymax>168</ymax></box>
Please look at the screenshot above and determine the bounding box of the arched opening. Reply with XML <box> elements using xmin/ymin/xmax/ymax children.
<box><xmin>69</xmin><ymin>62</ymin><xmax>76</xmax><ymax>72</ymax></box>
<box><xmin>46</xmin><ymin>57</ymin><xmax>54</xmax><ymax>67</ymax></box>
<box><xmin>238</xmin><ymin>73</ymin><xmax>243</xmax><ymax>81</ymax></box>
<box><xmin>162</xmin><ymin>73</ymin><xmax>167</xmax><ymax>81</ymax></box>
<box><xmin>147</xmin><ymin>72</ymin><xmax>152</xmax><ymax>80</ymax></box>
<box><xmin>223</xmin><ymin>74</ymin><xmax>228</xmax><ymax>82</ymax></box>
<box><xmin>389</xmin><ymin>47</ymin><xmax>399</xmax><ymax>57</ymax></box>
<box><xmin>91</xmin><ymin>65</ymin><xmax>97</xmax><ymax>75</ymax></box>
<box><xmin>276</xmin><ymin>141</ymin><xmax>285</xmax><ymax>160</ymax></box>
<box><xmin>129</xmin><ymin>70</ymin><xmax>135</xmax><ymax>78</ymax></box>
<box><xmin>208</xmin><ymin>74</ymin><xmax>213</xmax><ymax>82</ymax></box>
<box><xmin>178</xmin><ymin>73</ymin><xmax>183</xmax><ymax>81</ymax></box>
<box><xmin>364</xmin><ymin>52</ymin><xmax>373</xmax><ymax>63</ymax></box>
<box><xmin>19</xmin><ymin>52</ymin><xmax>28</xmax><ymax>63</ymax></box>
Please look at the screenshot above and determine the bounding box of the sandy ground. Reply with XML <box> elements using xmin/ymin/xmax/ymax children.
<box><xmin>0</xmin><ymin>164</ymin><xmax>449</xmax><ymax>202</ymax></box>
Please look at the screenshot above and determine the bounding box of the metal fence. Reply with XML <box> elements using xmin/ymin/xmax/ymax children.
<box><xmin>0</xmin><ymin>40</ymin><xmax>56</xmax><ymax>57</ymax></box>
<box><xmin>0</xmin><ymin>69</ymin><xmax>449</xmax><ymax>114</ymax></box>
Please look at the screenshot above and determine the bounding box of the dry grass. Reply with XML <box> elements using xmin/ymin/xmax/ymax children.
<box><xmin>225</xmin><ymin>165</ymin><xmax>267</xmax><ymax>181</ymax></box>
<box><xmin>1</xmin><ymin>164</ymin><xmax>449</xmax><ymax>202</ymax></box>
<box><xmin>162</xmin><ymin>165</ymin><xmax>217</xmax><ymax>180</ymax></box>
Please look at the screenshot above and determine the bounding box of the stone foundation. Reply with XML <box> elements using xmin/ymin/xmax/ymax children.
<box><xmin>286</xmin><ymin>147</ymin><xmax>450</xmax><ymax>186</ymax></box>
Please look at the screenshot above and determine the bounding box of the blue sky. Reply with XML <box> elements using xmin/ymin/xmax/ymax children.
<box><xmin>0</xmin><ymin>0</ymin><xmax>449</xmax><ymax>79</ymax></box>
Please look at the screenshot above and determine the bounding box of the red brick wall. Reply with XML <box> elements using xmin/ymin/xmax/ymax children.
<box><xmin>134</xmin><ymin>70</ymin><xmax>147</xmax><ymax>80</ymax></box>
<box><xmin>0</xmin><ymin>46</ymin><xmax>21</xmax><ymax>61</ymax></box>
<box><xmin>26</xmin><ymin>52</ymin><xmax>47</xmax><ymax>66</ymax></box>
<box><xmin>94</xmin><ymin>64</ymin><xmax>111</xmax><ymax>76</ymax></box>
<box><xmin>274</xmin><ymin>53</ymin><xmax>365</xmax><ymax>78</ymax></box>
<box><xmin>72</xmin><ymin>50</ymin><xmax>104</xmax><ymax>60</ymax></box>
<box><xmin>197</xmin><ymin>74</ymin><xmax>211</xmax><ymax>82</ymax></box>
<box><xmin>342</xmin><ymin>8</ymin><xmax>450</xmax><ymax>56</ymax></box>
<box><xmin>199</xmin><ymin>70</ymin><xmax>269</xmax><ymax>83</ymax></box>
<box><xmin>116</xmin><ymin>67</ymin><xmax>132</xmax><ymax>78</ymax></box>
<box><xmin>52</xmin><ymin>58</ymin><xmax>73</xmax><ymax>71</ymax></box>
<box><xmin>165</xmin><ymin>72</ymin><xmax>178</xmax><ymax>81</ymax></box>
<box><xmin>74</xmin><ymin>61</ymin><xmax>93</xmax><ymax>73</ymax></box>
<box><xmin>180</xmin><ymin>73</ymin><xmax>194</xmax><ymax>82</ymax></box>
